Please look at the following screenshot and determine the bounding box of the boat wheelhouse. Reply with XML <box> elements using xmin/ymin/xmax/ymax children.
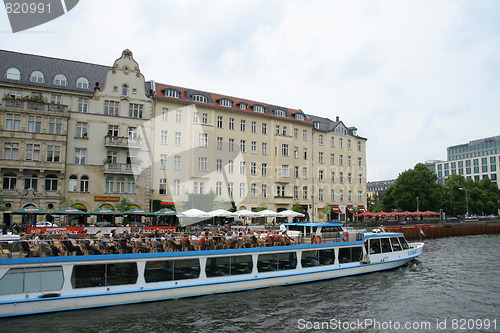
<box><xmin>0</xmin><ymin>223</ymin><xmax>423</xmax><ymax>317</ymax></box>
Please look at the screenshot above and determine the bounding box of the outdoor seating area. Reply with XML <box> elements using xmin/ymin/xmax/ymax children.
<box><xmin>0</xmin><ymin>229</ymin><xmax>297</xmax><ymax>258</ymax></box>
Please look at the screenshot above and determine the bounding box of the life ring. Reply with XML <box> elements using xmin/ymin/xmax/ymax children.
<box><xmin>341</xmin><ymin>232</ymin><xmax>348</xmax><ymax>242</ymax></box>
<box><xmin>313</xmin><ymin>235</ymin><xmax>323</xmax><ymax>244</ymax></box>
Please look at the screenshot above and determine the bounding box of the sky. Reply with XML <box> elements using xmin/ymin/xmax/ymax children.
<box><xmin>1</xmin><ymin>0</ymin><xmax>499</xmax><ymax>181</ymax></box>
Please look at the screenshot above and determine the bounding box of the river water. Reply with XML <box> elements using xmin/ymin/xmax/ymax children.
<box><xmin>3</xmin><ymin>234</ymin><xmax>500</xmax><ymax>333</ymax></box>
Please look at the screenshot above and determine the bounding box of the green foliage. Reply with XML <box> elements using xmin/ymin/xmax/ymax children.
<box><xmin>116</xmin><ymin>197</ymin><xmax>135</xmax><ymax>212</ymax></box>
<box><xmin>0</xmin><ymin>194</ymin><xmax>6</xmax><ymax>211</ymax></box>
<box><xmin>383</xmin><ymin>164</ymin><xmax>500</xmax><ymax>217</ymax></box>
<box><xmin>254</xmin><ymin>202</ymin><xmax>268</xmax><ymax>212</ymax></box>
<box><xmin>367</xmin><ymin>193</ymin><xmax>383</xmax><ymax>212</ymax></box>
<box><xmin>384</xmin><ymin>163</ymin><xmax>442</xmax><ymax>211</ymax></box>
<box><xmin>292</xmin><ymin>203</ymin><xmax>305</xmax><ymax>213</ymax></box>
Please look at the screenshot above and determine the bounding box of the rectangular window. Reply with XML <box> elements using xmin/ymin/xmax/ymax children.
<box><xmin>217</xmin><ymin>137</ymin><xmax>223</xmax><ymax>150</ymax></box>
<box><xmin>217</xmin><ymin>116</ymin><xmax>223</xmax><ymax>128</ymax></box>
<box><xmin>129</xmin><ymin>103</ymin><xmax>143</xmax><ymax>118</ymax></box>
<box><xmin>160</xmin><ymin>154</ymin><xmax>167</xmax><ymax>169</ymax></box>
<box><xmin>262</xmin><ymin>143</ymin><xmax>267</xmax><ymax>155</ymax></box>
<box><xmin>301</xmin><ymin>249</ymin><xmax>336</xmax><ymax>267</ymax></box>
<box><xmin>161</xmin><ymin>130</ymin><xmax>168</xmax><ymax>145</ymax></box>
<box><xmin>216</xmin><ymin>182</ymin><xmax>222</xmax><ymax>196</ymax></box>
<box><xmin>261</xmin><ymin>123</ymin><xmax>267</xmax><ymax>135</ymax></box>
<box><xmin>175</xmin><ymin>132</ymin><xmax>181</xmax><ymax>146</ymax></box>
<box><xmin>216</xmin><ymin>159</ymin><xmax>222</xmax><ymax>173</ymax></box>
<box><xmin>72</xmin><ymin>263</ymin><xmax>138</xmax><ymax>288</ymax></box>
<box><xmin>159</xmin><ymin>179</ymin><xmax>167</xmax><ymax>194</ymax></box>
<box><xmin>205</xmin><ymin>255</ymin><xmax>253</xmax><ymax>277</ymax></box>
<box><xmin>282</xmin><ymin>144</ymin><xmax>289</xmax><ymax>156</ymax></box>
<box><xmin>199</xmin><ymin>133</ymin><xmax>208</xmax><ymax>147</ymax></box>
<box><xmin>28</xmin><ymin>115</ymin><xmax>42</xmax><ymax>133</ymax></box>
<box><xmin>229</xmin><ymin>118</ymin><xmax>235</xmax><ymax>130</ymax></box>
<box><xmin>78</xmin><ymin>98</ymin><xmax>88</xmax><ymax>113</ymax></box>
<box><xmin>176</xmin><ymin>110</ymin><xmax>182</xmax><ymax>122</ymax></box>
<box><xmin>174</xmin><ymin>179</ymin><xmax>181</xmax><ymax>195</ymax></box>
<box><xmin>104</xmin><ymin>100</ymin><xmax>119</xmax><ymax>116</ymax></box>
<box><xmin>46</xmin><ymin>145</ymin><xmax>61</xmax><ymax>162</ymax></box>
<box><xmin>262</xmin><ymin>163</ymin><xmax>267</xmax><ymax>176</ymax></box>
<box><xmin>240</xmin><ymin>119</ymin><xmax>246</xmax><ymax>131</ymax></box>
<box><xmin>174</xmin><ymin>156</ymin><xmax>181</xmax><ymax>170</ymax></box>
<box><xmin>108</xmin><ymin>125</ymin><xmax>119</xmax><ymax>137</ymax></box>
<box><xmin>240</xmin><ymin>140</ymin><xmax>246</xmax><ymax>152</ymax></box>
<box><xmin>240</xmin><ymin>183</ymin><xmax>246</xmax><ymax>197</ymax></box>
<box><xmin>76</xmin><ymin>122</ymin><xmax>87</xmax><ymax>138</ymax></box>
<box><xmin>25</xmin><ymin>143</ymin><xmax>40</xmax><ymax>161</ymax></box>
<box><xmin>251</xmin><ymin>121</ymin><xmax>257</xmax><ymax>133</ymax></box>
<box><xmin>162</xmin><ymin>107</ymin><xmax>168</xmax><ymax>120</ymax></box>
<box><xmin>228</xmin><ymin>139</ymin><xmax>235</xmax><ymax>151</ymax></box>
<box><xmin>257</xmin><ymin>253</ymin><xmax>297</xmax><ymax>272</ymax></box>
<box><xmin>5</xmin><ymin>113</ymin><xmax>21</xmax><ymax>131</ymax></box>
<box><xmin>48</xmin><ymin>117</ymin><xmax>63</xmax><ymax>134</ymax></box>
<box><xmin>240</xmin><ymin>161</ymin><xmax>246</xmax><ymax>174</ymax></box>
<box><xmin>75</xmin><ymin>148</ymin><xmax>86</xmax><ymax>165</ymax></box>
<box><xmin>262</xmin><ymin>184</ymin><xmax>267</xmax><ymax>198</ymax></box>
<box><xmin>303</xmin><ymin>186</ymin><xmax>308</xmax><ymax>199</ymax></box>
<box><xmin>3</xmin><ymin>142</ymin><xmax>19</xmax><ymax>160</ymax></box>
<box><xmin>338</xmin><ymin>247</ymin><xmax>363</xmax><ymax>263</ymax></box>
<box><xmin>144</xmin><ymin>259</ymin><xmax>200</xmax><ymax>282</ymax></box>
<box><xmin>282</xmin><ymin>165</ymin><xmax>289</xmax><ymax>177</ymax></box>
<box><xmin>198</xmin><ymin>157</ymin><xmax>208</xmax><ymax>171</ymax></box>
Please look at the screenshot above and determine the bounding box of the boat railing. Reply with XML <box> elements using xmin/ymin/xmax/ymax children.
<box><xmin>0</xmin><ymin>230</ymin><xmax>351</xmax><ymax>259</ymax></box>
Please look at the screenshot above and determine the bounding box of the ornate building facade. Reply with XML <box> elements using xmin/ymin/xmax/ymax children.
<box><xmin>0</xmin><ymin>49</ymin><xmax>366</xmax><ymax>226</ymax></box>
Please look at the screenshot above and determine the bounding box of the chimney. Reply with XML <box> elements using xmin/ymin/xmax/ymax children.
<box><xmin>336</xmin><ymin>116</ymin><xmax>339</xmax><ymax>122</ymax></box>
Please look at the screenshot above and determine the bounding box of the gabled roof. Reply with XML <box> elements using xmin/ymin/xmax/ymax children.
<box><xmin>0</xmin><ymin>49</ymin><xmax>109</xmax><ymax>93</ymax></box>
<box><xmin>155</xmin><ymin>82</ymin><xmax>312</xmax><ymax>125</ymax></box>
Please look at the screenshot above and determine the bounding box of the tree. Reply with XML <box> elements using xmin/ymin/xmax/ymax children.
<box><xmin>368</xmin><ymin>193</ymin><xmax>383</xmax><ymax>212</ymax></box>
<box><xmin>441</xmin><ymin>174</ymin><xmax>470</xmax><ymax>216</ymax></box>
<box><xmin>386</xmin><ymin>163</ymin><xmax>442</xmax><ymax>211</ymax></box>
<box><xmin>116</xmin><ymin>197</ymin><xmax>135</xmax><ymax>212</ymax></box>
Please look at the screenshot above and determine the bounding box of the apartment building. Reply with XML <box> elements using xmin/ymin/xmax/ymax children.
<box><xmin>1</xmin><ymin>48</ymin><xmax>366</xmax><ymax>225</ymax></box>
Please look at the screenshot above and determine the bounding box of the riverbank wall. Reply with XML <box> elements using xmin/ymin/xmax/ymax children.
<box><xmin>384</xmin><ymin>221</ymin><xmax>500</xmax><ymax>240</ymax></box>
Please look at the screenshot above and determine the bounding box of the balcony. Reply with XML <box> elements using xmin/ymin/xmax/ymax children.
<box><xmin>274</xmin><ymin>196</ymin><xmax>294</xmax><ymax>205</ymax></box>
<box><xmin>2</xmin><ymin>98</ymin><xmax>69</xmax><ymax>115</ymax></box>
<box><xmin>104</xmin><ymin>136</ymin><xmax>143</xmax><ymax>149</ymax></box>
<box><xmin>104</xmin><ymin>163</ymin><xmax>142</xmax><ymax>175</ymax></box>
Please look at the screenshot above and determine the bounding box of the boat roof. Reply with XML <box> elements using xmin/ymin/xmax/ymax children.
<box><xmin>283</xmin><ymin>222</ymin><xmax>343</xmax><ymax>227</ymax></box>
<box><xmin>363</xmin><ymin>232</ymin><xmax>404</xmax><ymax>238</ymax></box>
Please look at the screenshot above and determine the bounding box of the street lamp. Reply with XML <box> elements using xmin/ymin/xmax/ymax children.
<box><xmin>416</xmin><ymin>196</ymin><xmax>419</xmax><ymax>211</ymax></box>
<box><xmin>458</xmin><ymin>187</ymin><xmax>469</xmax><ymax>217</ymax></box>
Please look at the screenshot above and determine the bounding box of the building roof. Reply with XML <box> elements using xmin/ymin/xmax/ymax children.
<box><xmin>155</xmin><ymin>82</ymin><xmax>313</xmax><ymax>125</ymax></box>
<box><xmin>0</xmin><ymin>49</ymin><xmax>109</xmax><ymax>94</ymax></box>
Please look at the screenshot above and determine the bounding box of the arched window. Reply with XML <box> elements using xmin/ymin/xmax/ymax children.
<box><xmin>69</xmin><ymin>175</ymin><xmax>78</xmax><ymax>192</ymax></box>
<box><xmin>2</xmin><ymin>172</ymin><xmax>17</xmax><ymax>190</ymax></box>
<box><xmin>357</xmin><ymin>141</ymin><xmax>362</xmax><ymax>151</ymax></box>
<box><xmin>30</xmin><ymin>71</ymin><xmax>45</xmax><ymax>83</ymax></box>
<box><xmin>80</xmin><ymin>175</ymin><xmax>89</xmax><ymax>192</ymax></box>
<box><xmin>192</xmin><ymin>94</ymin><xmax>208</xmax><ymax>103</ymax></box>
<box><xmin>318</xmin><ymin>134</ymin><xmax>324</xmax><ymax>145</ymax></box>
<box><xmin>53</xmin><ymin>74</ymin><xmax>68</xmax><ymax>86</ymax></box>
<box><xmin>122</xmin><ymin>84</ymin><xmax>128</xmax><ymax>97</ymax></box>
<box><xmin>117</xmin><ymin>177</ymin><xmax>125</xmax><ymax>193</ymax></box>
<box><xmin>24</xmin><ymin>173</ymin><xmax>38</xmax><ymax>190</ymax></box>
<box><xmin>6</xmin><ymin>67</ymin><xmax>21</xmax><ymax>80</ymax></box>
<box><xmin>128</xmin><ymin>178</ymin><xmax>136</xmax><ymax>193</ymax></box>
<box><xmin>45</xmin><ymin>174</ymin><xmax>58</xmax><ymax>191</ymax></box>
<box><xmin>76</xmin><ymin>77</ymin><xmax>89</xmax><ymax>89</ymax></box>
<box><xmin>106</xmin><ymin>177</ymin><xmax>114</xmax><ymax>193</ymax></box>
<box><xmin>339</xmin><ymin>138</ymin><xmax>343</xmax><ymax>148</ymax></box>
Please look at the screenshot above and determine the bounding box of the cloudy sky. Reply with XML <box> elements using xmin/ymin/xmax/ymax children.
<box><xmin>2</xmin><ymin>0</ymin><xmax>499</xmax><ymax>181</ymax></box>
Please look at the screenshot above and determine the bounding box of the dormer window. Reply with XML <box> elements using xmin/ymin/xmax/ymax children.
<box><xmin>164</xmin><ymin>89</ymin><xmax>180</xmax><ymax>98</ymax></box>
<box><xmin>313</xmin><ymin>122</ymin><xmax>320</xmax><ymax>129</ymax></box>
<box><xmin>6</xmin><ymin>67</ymin><xmax>21</xmax><ymax>80</ymax></box>
<box><xmin>76</xmin><ymin>77</ymin><xmax>89</xmax><ymax>89</ymax></box>
<box><xmin>274</xmin><ymin>109</ymin><xmax>288</xmax><ymax>117</ymax></box>
<box><xmin>30</xmin><ymin>71</ymin><xmax>45</xmax><ymax>83</ymax></box>
<box><xmin>239</xmin><ymin>103</ymin><xmax>247</xmax><ymax>110</ymax></box>
<box><xmin>253</xmin><ymin>105</ymin><xmax>264</xmax><ymax>113</ymax></box>
<box><xmin>192</xmin><ymin>94</ymin><xmax>208</xmax><ymax>103</ymax></box>
<box><xmin>219</xmin><ymin>99</ymin><xmax>233</xmax><ymax>107</ymax></box>
<box><xmin>294</xmin><ymin>113</ymin><xmax>305</xmax><ymax>121</ymax></box>
<box><xmin>53</xmin><ymin>74</ymin><xmax>68</xmax><ymax>86</ymax></box>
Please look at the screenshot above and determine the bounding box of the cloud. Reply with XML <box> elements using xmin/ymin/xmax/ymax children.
<box><xmin>2</xmin><ymin>0</ymin><xmax>499</xmax><ymax>181</ymax></box>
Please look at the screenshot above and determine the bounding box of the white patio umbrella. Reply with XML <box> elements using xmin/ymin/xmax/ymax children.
<box><xmin>177</xmin><ymin>209</ymin><xmax>211</xmax><ymax>226</ymax></box>
<box><xmin>277</xmin><ymin>210</ymin><xmax>305</xmax><ymax>217</ymax></box>
<box><xmin>234</xmin><ymin>209</ymin><xmax>261</xmax><ymax>218</ymax></box>
<box><xmin>258</xmin><ymin>209</ymin><xmax>279</xmax><ymax>217</ymax></box>
<box><xmin>207</xmin><ymin>209</ymin><xmax>236</xmax><ymax>217</ymax></box>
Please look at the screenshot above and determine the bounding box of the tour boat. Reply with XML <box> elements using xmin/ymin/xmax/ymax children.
<box><xmin>0</xmin><ymin>223</ymin><xmax>424</xmax><ymax>317</ymax></box>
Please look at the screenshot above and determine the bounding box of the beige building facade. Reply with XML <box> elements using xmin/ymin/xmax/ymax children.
<box><xmin>1</xmin><ymin>49</ymin><xmax>366</xmax><ymax>226</ymax></box>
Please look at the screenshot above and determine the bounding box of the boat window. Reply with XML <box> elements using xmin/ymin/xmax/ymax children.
<box><xmin>338</xmin><ymin>247</ymin><xmax>363</xmax><ymax>263</ymax></box>
<box><xmin>381</xmin><ymin>238</ymin><xmax>392</xmax><ymax>253</ymax></box>
<box><xmin>390</xmin><ymin>237</ymin><xmax>402</xmax><ymax>251</ymax></box>
<box><xmin>257</xmin><ymin>252</ymin><xmax>297</xmax><ymax>272</ymax></box>
<box><xmin>144</xmin><ymin>259</ymin><xmax>200</xmax><ymax>282</ymax></box>
<box><xmin>369</xmin><ymin>238</ymin><xmax>382</xmax><ymax>254</ymax></box>
<box><xmin>301</xmin><ymin>249</ymin><xmax>335</xmax><ymax>267</ymax></box>
<box><xmin>71</xmin><ymin>263</ymin><xmax>138</xmax><ymax>288</ymax></box>
<box><xmin>398</xmin><ymin>237</ymin><xmax>410</xmax><ymax>250</ymax></box>
<box><xmin>205</xmin><ymin>255</ymin><xmax>253</xmax><ymax>277</ymax></box>
<box><xmin>0</xmin><ymin>266</ymin><xmax>63</xmax><ymax>295</ymax></box>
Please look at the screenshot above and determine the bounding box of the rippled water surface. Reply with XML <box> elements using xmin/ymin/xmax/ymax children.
<box><xmin>4</xmin><ymin>234</ymin><xmax>500</xmax><ymax>332</ymax></box>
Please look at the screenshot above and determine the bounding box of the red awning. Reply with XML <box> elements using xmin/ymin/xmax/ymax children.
<box><xmin>331</xmin><ymin>205</ymin><xmax>342</xmax><ymax>214</ymax></box>
<box><xmin>346</xmin><ymin>205</ymin><xmax>354</xmax><ymax>213</ymax></box>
